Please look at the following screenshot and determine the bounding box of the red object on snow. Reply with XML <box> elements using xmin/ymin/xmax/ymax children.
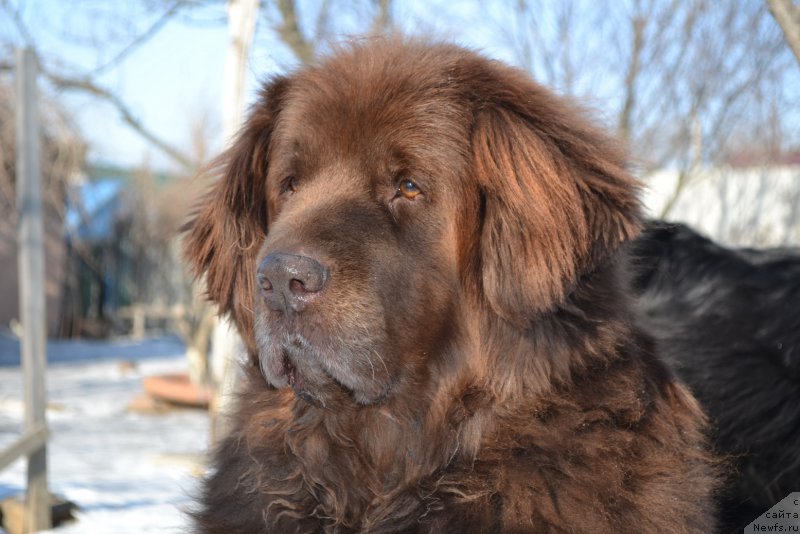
<box><xmin>143</xmin><ymin>373</ymin><xmax>211</xmax><ymax>408</ymax></box>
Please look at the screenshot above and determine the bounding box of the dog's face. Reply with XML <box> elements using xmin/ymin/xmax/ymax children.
<box><xmin>255</xmin><ymin>64</ymin><xmax>475</xmax><ymax>405</ymax></box>
<box><xmin>185</xmin><ymin>39</ymin><xmax>642</xmax><ymax>407</ymax></box>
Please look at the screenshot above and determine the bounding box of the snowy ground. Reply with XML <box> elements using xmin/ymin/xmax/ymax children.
<box><xmin>0</xmin><ymin>330</ymin><xmax>210</xmax><ymax>533</ymax></box>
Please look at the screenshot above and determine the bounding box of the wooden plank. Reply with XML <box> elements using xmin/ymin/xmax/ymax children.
<box><xmin>0</xmin><ymin>427</ymin><xmax>49</xmax><ymax>473</ymax></box>
<box><xmin>15</xmin><ymin>46</ymin><xmax>51</xmax><ymax>532</ymax></box>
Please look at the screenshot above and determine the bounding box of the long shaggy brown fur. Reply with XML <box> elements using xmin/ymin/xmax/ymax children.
<box><xmin>184</xmin><ymin>37</ymin><xmax>717</xmax><ymax>533</ymax></box>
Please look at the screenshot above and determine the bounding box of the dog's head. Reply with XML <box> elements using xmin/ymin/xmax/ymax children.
<box><xmin>184</xmin><ymin>38</ymin><xmax>641</xmax><ymax>407</ymax></box>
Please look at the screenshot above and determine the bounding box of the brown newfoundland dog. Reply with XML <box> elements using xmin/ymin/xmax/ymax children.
<box><xmin>184</xmin><ymin>37</ymin><xmax>716</xmax><ymax>533</ymax></box>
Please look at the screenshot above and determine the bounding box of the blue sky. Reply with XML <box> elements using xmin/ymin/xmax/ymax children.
<box><xmin>1</xmin><ymin>1</ymin><xmax>516</xmax><ymax>172</ymax></box>
<box><xmin>8</xmin><ymin>2</ymin><xmax>233</xmax><ymax>169</ymax></box>
<box><xmin>2</xmin><ymin>1</ymin><xmax>798</xmax><ymax>173</ymax></box>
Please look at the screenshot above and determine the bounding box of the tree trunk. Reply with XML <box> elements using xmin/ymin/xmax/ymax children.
<box><xmin>767</xmin><ymin>0</ymin><xmax>800</xmax><ymax>65</ymax></box>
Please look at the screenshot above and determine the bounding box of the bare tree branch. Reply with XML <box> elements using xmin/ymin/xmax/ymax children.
<box><xmin>46</xmin><ymin>70</ymin><xmax>196</xmax><ymax>171</ymax></box>
<box><xmin>1</xmin><ymin>0</ymin><xmax>35</xmax><ymax>47</ymax></box>
<box><xmin>313</xmin><ymin>0</ymin><xmax>332</xmax><ymax>44</ymax></box>
<box><xmin>555</xmin><ymin>2</ymin><xmax>576</xmax><ymax>93</ymax></box>
<box><xmin>767</xmin><ymin>0</ymin><xmax>800</xmax><ymax>65</ymax></box>
<box><xmin>618</xmin><ymin>0</ymin><xmax>646</xmax><ymax>141</ymax></box>
<box><xmin>507</xmin><ymin>1</ymin><xmax>573</xmax><ymax>89</ymax></box>
<box><xmin>1</xmin><ymin>0</ymin><xmax>197</xmax><ymax>171</ymax></box>
<box><xmin>88</xmin><ymin>0</ymin><xmax>186</xmax><ymax>76</ymax></box>
<box><xmin>658</xmin><ymin>168</ymin><xmax>691</xmax><ymax>218</ymax></box>
<box><xmin>371</xmin><ymin>0</ymin><xmax>392</xmax><ymax>33</ymax></box>
<box><xmin>269</xmin><ymin>0</ymin><xmax>394</xmax><ymax>64</ymax></box>
<box><xmin>275</xmin><ymin>0</ymin><xmax>315</xmax><ymax>64</ymax></box>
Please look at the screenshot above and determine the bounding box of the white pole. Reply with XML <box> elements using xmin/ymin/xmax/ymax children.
<box><xmin>209</xmin><ymin>0</ymin><xmax>260</xmax><ymax>442</ymax></box>
<box><xmin>16</xmin><ymin>46</ymin><xmax>50</xmax><ymax>532</ymax></box>
<box><xmin>223</xmin><ymin>0</ymin><xmax>260</xmax><ymax>144</ymax></box>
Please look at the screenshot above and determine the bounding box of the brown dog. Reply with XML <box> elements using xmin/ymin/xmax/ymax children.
<box><xmin>184</xmin><ymin>37</ymin><xmax>716</xmax><ymax>533</ymax></box>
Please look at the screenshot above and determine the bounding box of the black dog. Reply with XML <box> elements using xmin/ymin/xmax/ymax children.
<box><xmin>632</xmin><ymin>221</ymin><xmax>800</xmax><ymax>533</ymax></box>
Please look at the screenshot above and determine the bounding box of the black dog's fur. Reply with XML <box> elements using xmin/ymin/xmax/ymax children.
<box><xmin>632</xmin><ymin>221</ymin><xmax>800</xmax><ymax>533</ymax></box>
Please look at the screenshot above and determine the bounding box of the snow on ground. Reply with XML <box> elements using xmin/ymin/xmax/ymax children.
<box><xmin>0</xmin><ymin>330</ymin><xmax>210</xmax><ymax>533</ymax></box>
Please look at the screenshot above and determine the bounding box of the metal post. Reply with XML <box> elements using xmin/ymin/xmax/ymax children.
<box><xmin>16</xmin><ymin>47</ymin><xmax>50</xmax><ymax>532</ymax></box>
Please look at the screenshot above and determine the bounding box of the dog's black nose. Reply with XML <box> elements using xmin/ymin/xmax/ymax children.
<box><xmin>257</xmin><ymin>253</ymin><xmax>329</xmax><ymax>314</ymax></box>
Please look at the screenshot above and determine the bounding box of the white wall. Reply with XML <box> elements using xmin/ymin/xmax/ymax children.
<box><xmin>642</xmin><ymin>166</ymin><xmax>800</xmax><ymax>247</ymax></box>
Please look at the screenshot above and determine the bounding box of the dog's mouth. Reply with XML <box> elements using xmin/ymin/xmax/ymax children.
<box><xmin>282</xmin><ymin>353</ymin><xmax>302</xmax><ymax>389</ymax></box>
<box><xmin>278</xmin><ymin>350</ymin><xmax>327</xmax><ymax>406</ymax></box>
<box><xmin>262</xmin><ymin>338</ymin><xmax>394</xmax><ymax>407</ymax></box>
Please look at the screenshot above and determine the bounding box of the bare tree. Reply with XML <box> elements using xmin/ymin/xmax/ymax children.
<box><xmin>0</xmin><ymin>0</ymin><xmax>396</xmax><ymax>173</ymax></box>
<box><xmin>0</xmin><ymin>0</ymin><xmax>202</xmax><ymax>171</ymax></box>
<box><xmin>502</xmin><ymin>1</ymin><xmax>797</xmax><ymax>221</ymax></box>
<box><xmin>261</xmin><ymin>0</ymin><xmax>394</xmax><ymax>64</ymax></box>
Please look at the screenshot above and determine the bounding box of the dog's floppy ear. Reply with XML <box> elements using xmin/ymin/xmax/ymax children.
<box><xmin>183</xmin><ymin>77</ymin><xmax>288</xmax><ymax>349</ymax></box>
<box><xmin>470</xmin><ymin>62</ymin><xmax>641</xmax><ymax>324</ymax></box>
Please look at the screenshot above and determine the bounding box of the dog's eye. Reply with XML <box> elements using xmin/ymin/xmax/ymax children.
<box><xmin>281</xmin><ymin>176</ymin><xmax>298</xmax><ymax>194</ymax></box>
<box><xmin>398</xmin><ymin>179</ymin><xmax>422</xmax><ymax>200</ymax></box>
